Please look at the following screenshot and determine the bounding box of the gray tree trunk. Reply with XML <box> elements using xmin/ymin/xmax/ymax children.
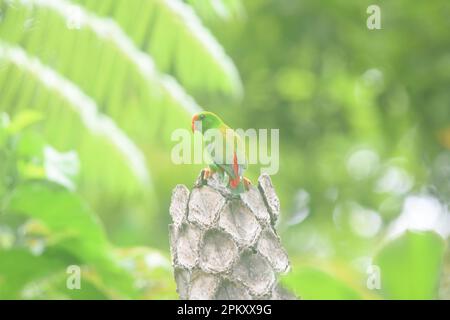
<box><xmin>169</xmin><ymin>172</ymin><xmax>296</xmax><ymax>300</ymax></box>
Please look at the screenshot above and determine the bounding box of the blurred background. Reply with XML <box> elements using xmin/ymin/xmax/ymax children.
<box><xmin>0</xmin><ymin>0</ymin><xmax>449</xmax><ymax>299</ymax></box>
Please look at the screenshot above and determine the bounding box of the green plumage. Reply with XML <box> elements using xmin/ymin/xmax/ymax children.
<box><xmin>192</xmin><ymin>111</ymin><xmax>248</xmax><ymax>193</ymax></box>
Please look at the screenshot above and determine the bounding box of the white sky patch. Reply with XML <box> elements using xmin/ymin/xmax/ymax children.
<box><xmin>349</xmin><ymin>205</ymin><xmax>382</xmax><ymax>238</ymax></box>
<box><xmin>65</xmin><ymin>5</ymin><xmax>82</xmax><ymax>30</ymax></box>
<box><xmin>15</xmin><ymin>0</ymin><xmax>202</xmax><ymax>115</ymax></box>
<box><xmin>44</xmin><ymin>146</ymin><xmax>79</xmax><ymax>191</ymax></box>
<box><xmin>387</xmin><ymin>195</ymin><xmax>450</xmax><ymax>239</ymax></box>
<box><xmin>362</xmin><ymin>68</ymin><xmax>384</xmax><ymax>89</ymax></box>
<box><xmin>287</xmin><ymin>189</ymin><xmax>310</xmax><ymax>226</ymax></box>
<box><xmin>144</xmin><ymin>251</ymin><xmax>171</xmax><ymax>269</ymax></box>
<box><xmin>211</xmin><ymin>0</ymin><xmax>230</xmax><ymax>20</ymax></box>
<box><xmin>0</xmin><ymin>225</ymin><xmax>15</xmax><ymax>249</ymax></box>
<box><xmin>375</xmin><ymin>166</ymin><xmax>413</xmax><ymax>195</ymax></box>
<box><xmin>0</xmin><ymin>42</ymin><xmax>151</xmax><ymax>186</ymax></box>
<box><xmin>28</xmin><ymin>238</ymin><xmax>46</xmax><ymax>256</ymax></box>
<box><xmin>0</xmin><ymin>112</ymin><xmax>10</xmax><ymax>127</ymax></box>
<box><xmin>347</xmin><ymin>148</ymin><xmax>380</xmax><ymax>180</ymax></box>
<box><xmin>333</xmin><ymin>202</ymin><xmax>382</xmax><ymax>238</ymax></box>
<box><xmin>351</xmin><ymin>256</ymin><xmax>373</xmax><ymax>274</ymax></box>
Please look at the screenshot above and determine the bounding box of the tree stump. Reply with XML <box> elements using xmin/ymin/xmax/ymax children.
<box><xmin>168</xmin><ymin>172</ymin><xmax>295</xmax><ymax>300</ymax></box>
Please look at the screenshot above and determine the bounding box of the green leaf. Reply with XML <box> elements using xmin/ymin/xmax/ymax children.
<box><xmin>187</xmin><ymin>0</ymin><xmax>245</xmax><ymax>22</ymax></box>
<box><xmin>0</xmin><ymin>248</ymin><xmax>113</xmax><ymax>299</ymax></box>
<box><xmin>6</xmin><ymin>181</ymin><xmax>139</xmax><ymax>298</ymax></box>
<box><xmin>0</xmin><ymin>42</ymin><xmax>152</xmax><ymax>185</ymax></box>
<box><xmin>0</xmin><ymin>248</ymin><xmax>65</xmax><ymax>299</ymax></box>
<box><xmin>281</xmin><ymin>266</ymin><xmax>362</xmax><ymax>300</ymax></box>
<box><xmin>73</xmin><ymin>0</ymin><xmax>242</xmax><ymax>97</ymax></box>
<box><xmin>5</xmin><ymin>110</ymin><xmax>42</xmax><ymax>135</ymax></box>
<box><xmin>116</xmin><ymin>247</ymin><xmax>178</xmax><ymax>299</ymax></box>
<box><xmin>374</xmin><ymin>230</ymin><xmax>446</xmax><ymax>299</ymax></box>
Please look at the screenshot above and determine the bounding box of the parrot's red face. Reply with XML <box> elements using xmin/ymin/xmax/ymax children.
<box><xmin>191</xmin><ymin>114</ymin><xmax>199</xmax><ymax>132</ymax></box>
<box><xmin>191</xmin><ymin>113</ymin><xmax>207</xmax><ymax>132</ymax></box>
<box><xmin>191</xmin><ymin>112</ymin><xmax>220</xmax><ymax>133</ymax></box>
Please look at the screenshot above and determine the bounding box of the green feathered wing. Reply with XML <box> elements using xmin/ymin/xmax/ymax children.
<box><xmin>205</xmin><ymin>124</ymin><xmax>247</xmax><ymax>189</ymax></box>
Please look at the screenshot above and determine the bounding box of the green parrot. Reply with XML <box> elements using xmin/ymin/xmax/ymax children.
<box><xmin>191</xmin><ymin>111</ymin><xmax>251</xmax><ymax>193</ymax></box>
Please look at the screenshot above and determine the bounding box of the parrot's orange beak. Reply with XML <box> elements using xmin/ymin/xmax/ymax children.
<box><xmin>191</xmin><ymin>114</ymin><xmax>199</xmax><ymax>132</ymax></box>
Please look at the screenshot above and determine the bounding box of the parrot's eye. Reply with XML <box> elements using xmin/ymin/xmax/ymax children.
<box><xmin>199</xmin><ymin>114</ymin><xmax>205</xmax><ymax>120</ymax></box>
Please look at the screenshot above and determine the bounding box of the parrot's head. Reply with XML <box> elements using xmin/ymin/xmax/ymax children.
<box><xmin>191</xmin><ymin>111</ymin><xmax>223</xmax><ymax>134</ymax></box>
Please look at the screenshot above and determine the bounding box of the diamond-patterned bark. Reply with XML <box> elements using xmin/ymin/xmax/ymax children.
<box><xmin>232</xmin><ymin>249</ymin><xmax>275</xmax><ymax>296</ymax></box>
<box><xmin>218</xmin><ymin>200</ymin><xmax>261</xmax><ymax>247</ymax></box>
<box><xmin>169</xmin><ymin>185</ymin><xmax>189</xmax><ymax>226</ymax></box>
<box><xmin>174</xmin><ymin>268</ymin><xmax>190</xmax><ymax>299</ymax></box>
<box><xmin>257</xmin><ymin>228</ymin><xmax>290</xmax><ymax>273</ymax></box>
<box><xmin>188</xmin><ymin>186</ymin><xmax>225</xmax><ymax>227</ymax></box>
<box><xmin>241</xmin><ymin>186</ymin><xmax>271</xmax><ymax>224</ymax></box>
<box><xmin>258</xmin><ymin>174</ymin><xmax>281</xmax><ymax>224</ymax></box>
<box><xmin>175</xmin><ymin>223</ymin><xmax>202</xmax><ymax>268</ymax></box>
<box><xmin>169</xmin><ymin>172</ymin><xmax>295</xmax><ymax>300</ymax></box>
<box><xmin>215</xmin><ymin>279</ymin><xmax>251</xmax><ymax>300</ymax></box>
<box><xmin>200</xmin><ymin>229</ymin><xmax>237</xmax><ymax>273</ymax></box>
<box><xmin>189</xmin><ymin>270</ymin><xmax>219</xmax><ymax>300</ymax></box>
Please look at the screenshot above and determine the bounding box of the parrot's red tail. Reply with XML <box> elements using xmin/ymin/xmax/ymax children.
<box><xmin>229</xmin><ymin>176</ymin><xmax>241</xmax><ymax>189</ymax></box>
<box><xmin>230</xmin><ymin>152</ymin><xmax>241</xmax><ymax>189</ymax></box>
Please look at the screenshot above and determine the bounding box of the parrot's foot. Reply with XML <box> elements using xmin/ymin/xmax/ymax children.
<box><xmin>243</xmin><ymin>177</ymin><xmax>252</xmax><ymax>191</ymax></box>
<box><xmin>201</xmin><ymin>167</ymin><xmax>214</xmax><ymax>180</ymax></box>
<box><xmin>228</xmin><ymin>177</ymin><xmax>252</xmax><ymax>195</ymax></box>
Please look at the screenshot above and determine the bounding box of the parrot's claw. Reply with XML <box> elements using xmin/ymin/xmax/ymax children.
<box><xmin>243</xmin><ymin>177</ymin><xmax>252</xmax><ymax>191</ymax></box>
<box><xmin>201</xmin><ymin>167</ymin><xmax>213</xmax><ymax>181</ymax></box>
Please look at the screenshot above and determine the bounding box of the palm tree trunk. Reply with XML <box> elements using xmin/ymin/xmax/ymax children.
<box><xmin>169</xmin><ymin>172</ymin><xmax>295</xmax><ymax>300</ymax></box>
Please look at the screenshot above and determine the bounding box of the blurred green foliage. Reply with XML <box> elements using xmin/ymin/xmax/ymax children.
<box><xmin>375</xmin><ymin>231</ymin><xmax>445</xmax><ymax>299</ymax></box>
<box><xmin>281</xmin><ymin>266</ymin><xmax>363</xmax><ymax>300</ymax></box>
<box><xmin>0</xmin><ymin>0</ymin><xmax>449</xmax><ymax>299</ymax></box>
